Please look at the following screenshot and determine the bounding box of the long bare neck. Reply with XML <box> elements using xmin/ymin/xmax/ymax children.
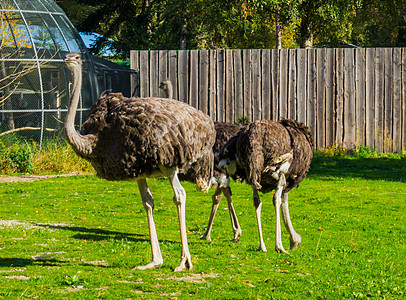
<box><xmin>166</xmin><ymin>81</ymin><xmax>173</xmax><ymax>99</ymax></box>
<box><xmin>65</xmin><ymin>65</ymin><xmax>81</xmax><ymax>130</ymax></box>
<box><xmin>64</xmin><ymin>63</ymin><xmax>95</xmax><ymax>156</ymax></box>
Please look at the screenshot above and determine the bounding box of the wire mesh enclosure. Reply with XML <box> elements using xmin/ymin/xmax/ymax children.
<box><xmin>0</xmin><ymin>0</ymin><xmax>99</xmax><ymax>144</ymax></box>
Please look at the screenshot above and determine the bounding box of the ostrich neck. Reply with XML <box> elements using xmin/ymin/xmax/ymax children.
<box><xmin>166</xmin><ymin>83</ymin><xmax>173</xmax><ymax>99</ymax></box>
<box><xmin>64</xmin><ymin>65</ymin><xmax>95</xmax><ymax>157</ymax></box>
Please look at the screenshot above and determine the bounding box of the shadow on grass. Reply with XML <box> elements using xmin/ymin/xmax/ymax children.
<box><xmin>0</xmin><ymin>257</ymin><xmax>67</xmax><ymax>268</ymax></box>
<box><xmin>32</xmin><ymin>223</ymin><xmax>177</xmax><ymax>244</ymax></box>
<box><xmin>309</xmin><ymin>156</ymin><xmax>406</xmax><ymax>182</ymax></box>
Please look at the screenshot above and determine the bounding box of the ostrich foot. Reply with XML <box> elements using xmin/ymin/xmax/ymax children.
<box><xmin>289</xmin><ymin>233</ymin><xmax>302</xmax><ymax>250</ymax></box>
<box><xmin>257</xmin><ymin>243</ymin><xmax>267</xmax><ymax>252</ymax></box>
<box><xmin>133</xmin><ymin>261</ymin><xmax>162</xmax><ymax>270</ymax></box>
<box><xmin>232</xmin><ymin>229</ymin><xmax>242</xmax><ymax>242</ymax></box>
<box><xmin>200</xmin><ymin>233</ymin><xmax>212</xmax><ymax>241</ymax></box>
<box><xmin>174</xmin><ymin>256</ymin><xmax>193</xmax><ymax>272</ymax></box>
<box><xmin>275</xmin><ymin>245</ymin><xmax>289</xmax><ymax>254</ymax></box>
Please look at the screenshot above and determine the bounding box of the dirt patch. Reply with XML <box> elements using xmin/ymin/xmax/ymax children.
<box><xmin>160</xmin><ymin>273</ymin><xmax>219</xmax><ymax>283</ymax></box>
<box><xmin>0</xmin><ymin>173</ymin><xmax>87</xmax><ymax>183</ymax></box>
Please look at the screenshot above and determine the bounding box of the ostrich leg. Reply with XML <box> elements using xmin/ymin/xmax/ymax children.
<box><xmin>200</xmin><ymin>187</ymin><xmax>222</xmax><ymax>241</ymax></box>
<box><xmin>223</xmin><ymin>187</ymin><xmax>242</xmax><ymax>242</ymax></box>
<box><xmin>273</xmin><ymin>174</ymin><xmax>289</xmax><ymax>254</ymax></box>
<box><xmin>134</xmin><ymin>179</ymin><xmax>163</xmax><ymax>270</ymax></box>
<box><xmin>281</xmin><ymin>192</ymin><xmax>302</xmax><ymax>250</ymax></box>
<box><xmin>168</xmin><ymin>170</ymin><xmax>193</xmax><ymax>272</ymax></box>
<box><xmin>252</xmin><ymin>187</ymin><xmax>267</xmax><ymax>252</ymax></box>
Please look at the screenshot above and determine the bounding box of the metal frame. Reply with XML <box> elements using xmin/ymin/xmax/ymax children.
<box><xmin>0</xmin><ymin>0</ymin><xmax>99</xmax><ymax>145</ymax></box>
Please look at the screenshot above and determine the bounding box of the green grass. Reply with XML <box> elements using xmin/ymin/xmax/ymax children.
<box><xmin>0</xmin><ymin>156</ymin><xmax>405</xmax><ymax>299</ymax></box>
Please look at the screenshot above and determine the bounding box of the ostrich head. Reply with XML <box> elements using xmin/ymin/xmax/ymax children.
<box><xmin>64</xmin><ymin>52</ymin><xmax>82</xmax><ymax>71</ymax></box>
<box><xmin>217</xmin><ymin>135</ymin><xmax>238</xmax><ymax>176</ymax></box>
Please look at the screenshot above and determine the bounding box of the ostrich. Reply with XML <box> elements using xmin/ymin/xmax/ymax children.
<box><xmin>218</xmin><ymin>119</ymin><xmax>313</xmax><ymax>253</ymax></box>
<box><xmin>158</xmin><ymin>80</ymin><xmax>242</xmax><ymax>242</ymax></box>
<box><xmin>64</xmin><ymin>53</ymin><xmax>215</xmax><ymax>272</ymax></box>
<box><xmin>200</xmin><ymin>121</ymin><xmax>242</xmax><ymax>242</ymax></box>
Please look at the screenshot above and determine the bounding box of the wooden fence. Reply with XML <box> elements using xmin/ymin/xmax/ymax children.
<box><xmin>130</xmin><ymin>48</ymin><xmax>406</xmax><ymax>153</ymax></box>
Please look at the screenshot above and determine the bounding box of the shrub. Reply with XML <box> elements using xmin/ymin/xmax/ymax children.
<box><xmin>1</xmin><ymin>142</ymin><xmax>33</xmax><ymax>173</ymax></box>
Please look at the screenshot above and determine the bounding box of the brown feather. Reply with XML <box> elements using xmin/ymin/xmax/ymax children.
<box><xmin>221</xmin><ymin>119</ymin><xmax>313</xmax><ymax>194</ymax></box>
<box><xmin>81</xmin><ymin>92</ymin><xmax>215</xmax><ymax>190</ymax></box>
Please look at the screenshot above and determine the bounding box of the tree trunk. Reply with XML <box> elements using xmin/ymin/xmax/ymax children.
<box><xmin>299</xmin><ymin>0</ymin><xmax>314</xmax><ymax>49</ymax></box>
<box><xmin>179</xmin><ymin>21</ymin><xmax>187</xmax><ymax>50</ymax></box>
<box><xmin>275</xmin><ymin>8</ymin><xmax>281</xmax><ymax>50</ymax></box>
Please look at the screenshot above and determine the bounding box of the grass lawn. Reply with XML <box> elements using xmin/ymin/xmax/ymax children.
<box><xmin>0</xmin><ymin>156</ymin><xmax>405</xmax><ymax>299</ymax></box>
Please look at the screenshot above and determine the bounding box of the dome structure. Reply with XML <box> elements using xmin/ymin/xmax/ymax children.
<box><xmin>0</xmin><ymin>0</ymin><xmax>99</xmax><ymax>143</ymax></box>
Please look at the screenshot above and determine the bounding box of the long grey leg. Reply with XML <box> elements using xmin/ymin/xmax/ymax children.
<box><xmin>133</xmin><ymin>179</ymin><xmax>163</xmax><ymax>270</ymax></box>
<box><xmin>253</xmin><ymin>186</ymin><xmax>267</xmax><ymax>252</ymax></box>
<box><xmin>200</xmin><ymin>187</ymin><xmax>222</xmax><ymax>241</ymax></box>
<box><xmin>273</xmin><ymin>174</ymin><xmax>288</xmax><ymax>254</ymax></box>
<box><xmin>223</xmin><ymin>187</ymin><xmax>242</xmax><ymax>242</ymax></box>
<box><xmin>281</xmin><ymin>192</ymin><xmax>302</xmax><ymax>250</ymax></box>
<box><xmin>168</xmin><ymin>170</ymin><xmax>193</xmax><ymax>272</ymax></box>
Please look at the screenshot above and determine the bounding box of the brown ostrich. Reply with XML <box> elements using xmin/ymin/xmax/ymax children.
<box><xmin>158</xmin><ymin>80</ymin><xmax>242</xmax><ymax>242</ymax></box>
<box><xmin>218</xmin><ymin>119</ymin><xmax>313</xmax><ymax>253</ymax></box>
<box><xmin>200</xmin><ymin>121</ymin><xmax>242</xmax><ymax>242</ymax></box>
<box><xmin>64</xmin><ymin>53</ymin><xmax>215</xmax><ymax>271</ymax></box>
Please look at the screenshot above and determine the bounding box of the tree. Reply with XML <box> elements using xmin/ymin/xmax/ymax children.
<box><xmin>351</xmin><ymin>0</ymin><xmax>406</xmax><ymax>47</ymax></box>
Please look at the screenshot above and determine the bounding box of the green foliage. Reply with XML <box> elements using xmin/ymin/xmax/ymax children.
<box><xmin>0</xmin><ymin>156</ymin><xmax>405</xmax><ymax>298</ymax></box>
<box><xmin>0</xmin><ymin>136</ymin><xmax>93</xmax><ymax>175</ymax></box>
<box><xmin>0</xmin><ymin>138</ymin><xmax>33</xmax><ymax>173</ymax></box>
<box><xmin>236</xmin><ymin>115</ymin><xmax>250</xmax><ymax>126</ymax></box>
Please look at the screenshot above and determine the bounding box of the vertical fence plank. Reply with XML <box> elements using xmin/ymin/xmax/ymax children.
<box><xmin>335</xmin><ymin>48</ymin><xmax>344</xmax><ymax>145</ymax></box>
<box><xmin>316</xmin><ymin>49</ymin><xmax>326</xmax><ymax>148</ymax></box>
<box><xmin>150</xmin><ymin>50</ymin><xmax>159</xmax><ymax>97</ymax></box>
<box><xmin>402</xmin><ymin>49</ymin><xmax>406</xmax><ymax>151</ymax></box>
<box><xmin>139</xmin><ymin>50</ymin><xmax>149</xmax><ymax>97</ymax></box>
<box><xmin>271</xmin><ymin>49</ymin><xmax>279</xmax><ymax>120</ymax></box>
<box><xmin>158</xmin><ymin>51</ymin><xmax>168</xmax><ymax>98</ymax></box>
<box><xmin>178</xmin><ymin>50</ymin><xmax>188</xmax><ymax>103</ymax></box>
<box><xmin>168</xmin><ymin>50</ymin><xmax>178</xmax><ymax>100</ymax></box>
<box><xmin>279</xmin><ymin>49</ymin><xmax>288</xmax><ymax>119</ymax></box>
<box><xmin>217</xmin><ymin>50</ymin><xmax>226</xmax><ymax>122</ymax></box>
<box><xmin>355</xmin><ymin>48</ymin><xmax>366</xmax><ymax>147</ymax></box>
<box><xmin>252</xmin><ymin>49</ymin><xmax>261</xmax><ymax>121</ymax></box>
<box><xmin>343</xmin><ymin>49</ymin><xmax>356</xmax><ymax>149</ymax></box>
<box><xmin>325</xmin><ymin>49</ymin><xmax>335</xmax><ymax>147</ymax></box>
<box><xmin>307</xmin><ymin>49</ymin><xmax>316</xmax><ymax>145</ymax></box>
<box><xmin>261</xmin><ymin>49</ymin><xmax>271</xmax><ymax>120</ymax></box>
<box><xmin>297</xmin><ymin>49</ymin><xmax>306</xmax><ymax>123</ymax></box>
<box><xmin>189</xmin><ymin>50</ymin><xmax>199</xmax><ymax>109</ymax></box>
<box><xmin>374</xmin><ymin>48</ymin><xmax>384</xmax><ymax>152</ymax></box>
<box><xmin>129</xmin><ymin>50</ymin><xmax>139</xmax><ymax>97</ymax></box>
<box><xmin>243</xmin><ymin>49</ymin><xmax>252</xmax><ymax>122</ymax></box>
<box><xmin>384</xmin><ymin>48</ymin><xmax>393</xmax><ymax>152</ymax></box>
<box><xmin>199</xmin><ymin>50</ymin><xmax>209</xmax><ymax>114</ymax></box>
<box><xmin>209</xmin><ymin>50</ymin><xmax>217</xmax><ymax>121</ymax></box>
<box><xmin>225</xmin><ymin>50</ymin><xmax>234</xmax><ymax>122</ymax></box>
<box><xmin>234</xmin><ymin>50</ymin><xmax>244</xmax><ymax>121</ymax></box>
<box><xmin>288</xmin><ymin>49</ymin><xmax>297</xmax><ymax>120</ymax></box>
<box><xmin>365</xmin><ymin>48</ymin><xmax>375</xmax><ymax>149</ymax></box>
<box><xmin>392</xmin><ymin>48</ymin><xmax>401</xmax><ymax>152</ymax></box>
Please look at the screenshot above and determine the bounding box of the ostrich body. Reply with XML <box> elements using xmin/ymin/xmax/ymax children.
<box><xmin>64</xmin><ymin>53</ymin><xmax>215</xmax><ymax>271</ymax></box>
<box><xmin>158</xmin><ymin>80</ymin><xmax>242</xmax><ymax>242</ymax></box>
<box><xmin>200</xmin><ymin>121</ymin><xmax>242</xmax><ymax>242</ymax></box>
<box><xmin>218</xmin><ymin>119</ymin><xmax>313</xmax><ymax>253</ymax></box>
